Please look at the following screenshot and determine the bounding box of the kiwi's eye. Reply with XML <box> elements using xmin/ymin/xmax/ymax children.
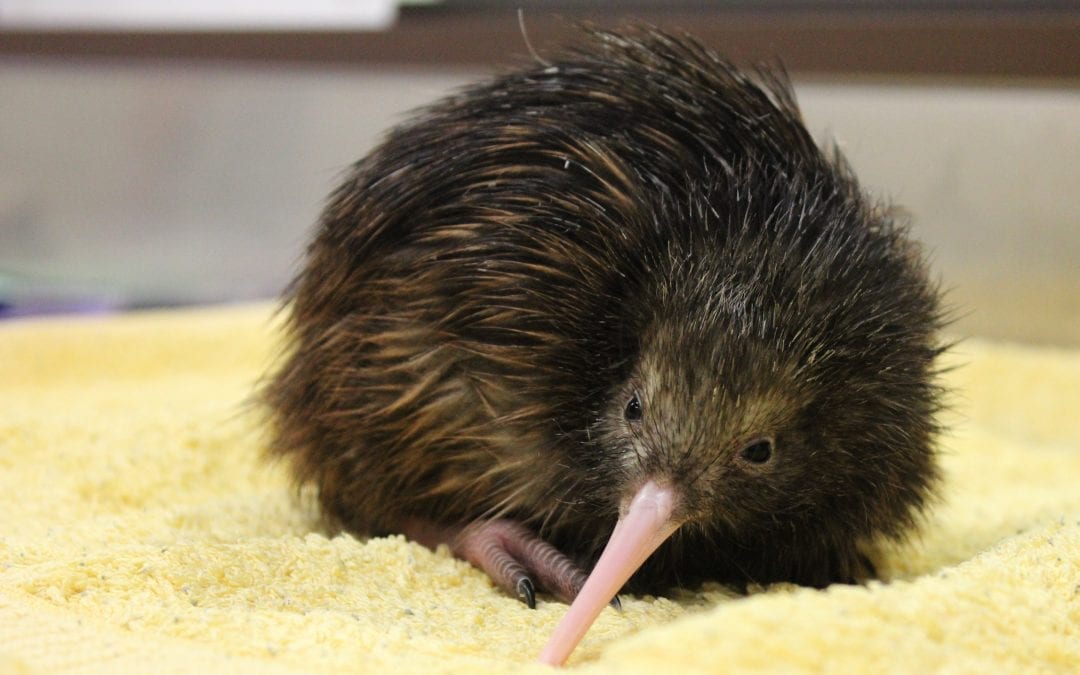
<box><xmin>740</xmin><ymin>438</ymin><xmax>774</xmax><ymax>464</ymax></box>
<box><xmin>624</xmin><ymin>393</ymin><xmax>643</xmax><ymax>422</ymax></box>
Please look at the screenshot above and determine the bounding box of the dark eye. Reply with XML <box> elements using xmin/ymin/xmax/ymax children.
<box><xmin>624</xmin><ymin>393</ymin><xmax>643</xmax><ymax>422</ymax></box>
<box><xmin>740</xmin><ymin>438</ymin><xmax>773</xmax><ymax>464</ymax></box>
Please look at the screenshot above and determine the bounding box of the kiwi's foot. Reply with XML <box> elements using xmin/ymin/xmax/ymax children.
<box><xmin>403</xmin><ymin>518</ymin><xmax>603</xmax><ymax>608</ymax></box>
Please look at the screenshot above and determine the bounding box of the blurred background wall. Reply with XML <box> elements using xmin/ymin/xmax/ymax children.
<box><xmin>1</xmin><ymin>2</ymin><xmax>1078</xmax><ymax>345</ymax></box>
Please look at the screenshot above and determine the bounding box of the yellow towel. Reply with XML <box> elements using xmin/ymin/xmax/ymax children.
<box><xmin>1</xmin><ymin>304</ymin><xmax>1077</xmax><ymax>673</ymax></box>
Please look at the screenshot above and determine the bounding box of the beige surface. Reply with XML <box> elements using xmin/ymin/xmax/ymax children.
<box><xmin>1</xmin><ymin>304</ymin><xmax>1077</xmax><ymax>673</ymax></box>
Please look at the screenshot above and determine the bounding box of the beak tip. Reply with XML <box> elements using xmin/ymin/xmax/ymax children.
<box><xmin>536</xmin><ymin>480</ymin><xmax>681</xmax><ymax>666</ymax></box>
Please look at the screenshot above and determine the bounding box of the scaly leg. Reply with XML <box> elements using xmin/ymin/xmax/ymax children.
<box><xmin>402</xmin><ymin>518</ymin><xmax>601</xmax><ymax>608</ymax></box>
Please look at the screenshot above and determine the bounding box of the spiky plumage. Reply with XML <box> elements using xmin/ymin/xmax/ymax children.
<box><xmin>265</xmin><ymin>28</ymin><xmax>946</xmax><ymax>592</ymax></box>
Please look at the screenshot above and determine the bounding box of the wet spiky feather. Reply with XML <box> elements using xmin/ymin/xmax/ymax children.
<box><xmin>264</xmin><ymin>27</ymin><xmax>946</xmax><ymax>592</ymax></box>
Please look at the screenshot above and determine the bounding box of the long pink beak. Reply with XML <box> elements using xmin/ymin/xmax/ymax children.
<box><xmin>537</xmin><ymin>480</ymin><xmax>680</xmax><ymax>666</ymax></box>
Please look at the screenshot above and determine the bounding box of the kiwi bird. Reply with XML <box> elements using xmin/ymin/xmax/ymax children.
<box><xmin>264</xmin><ymin>27</ymin><xmax>946</xmax><ymax>665</ymax></box>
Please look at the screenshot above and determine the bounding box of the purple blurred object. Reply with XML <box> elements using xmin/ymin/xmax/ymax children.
<box><xmin>0</xmin><ymin>298</ymin><xmax>119</xmax><ymax>319</ymax></box>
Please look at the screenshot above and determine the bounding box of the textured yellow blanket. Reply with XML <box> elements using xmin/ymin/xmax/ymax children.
<box><xmin>1</xmin><ymin>305</ymin><xmax>1077</xmax><ymax>673</ymax></box>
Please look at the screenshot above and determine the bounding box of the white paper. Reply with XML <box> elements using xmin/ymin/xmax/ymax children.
<box><xmin>0</xmin><ymin>0</ymin><xmax>398</xmax><ymax>31</ymax></box>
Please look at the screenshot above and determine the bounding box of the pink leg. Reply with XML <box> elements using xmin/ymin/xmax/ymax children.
<box><xmin>402</xmin><ymin>518</ymin><xmax>600</xmax><ymax>608</ymax></box>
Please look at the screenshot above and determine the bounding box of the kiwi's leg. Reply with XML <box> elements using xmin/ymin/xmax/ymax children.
<box><xmin>402</xmin><ymin>518</ymin><xmax>596</xmax><ymax>608</ymax></box>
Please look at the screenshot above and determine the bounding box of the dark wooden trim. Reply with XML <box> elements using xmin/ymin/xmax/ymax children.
<box><xmin>1</xmin><ymin>7</ymin><xmax>1078</xmax><ymax>80</ymax></box>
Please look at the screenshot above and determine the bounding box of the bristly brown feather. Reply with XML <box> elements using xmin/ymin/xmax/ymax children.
<box><xmin>262</xmin><ymin>26</ymin><xmax>948</xmax><ymax>591</ymax></box>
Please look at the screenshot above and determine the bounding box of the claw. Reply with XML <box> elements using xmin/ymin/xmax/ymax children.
<box><xmin>517</xmin><ymin>577</ymin><xmax>536</xmax><ymax>609</ymax></box>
